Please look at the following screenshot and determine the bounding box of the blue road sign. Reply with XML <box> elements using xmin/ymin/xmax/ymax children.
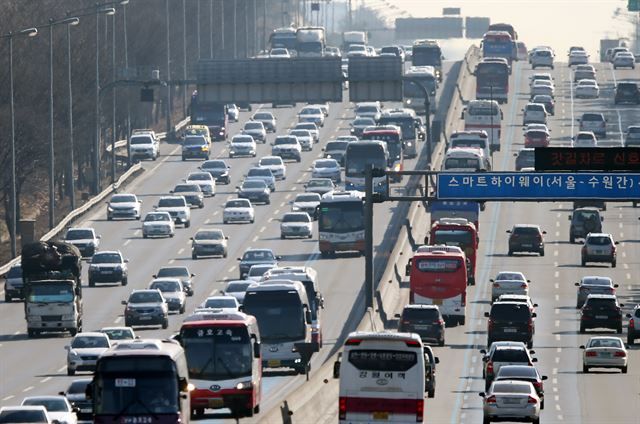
<box><xmin>437</xmin><ymin>172</ymin><xmax>640</xmax><ymax>200</ymax></box>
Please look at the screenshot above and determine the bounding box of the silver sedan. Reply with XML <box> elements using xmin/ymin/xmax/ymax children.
<box><xmin>581</xmin><ymin>336</ymin><xmax>628</xmax><ymax>373</ymax></box>
<box><xmin>480</xmin><ymin>380</ymin><xmax>541</xmax><ymax>424</ymax></box>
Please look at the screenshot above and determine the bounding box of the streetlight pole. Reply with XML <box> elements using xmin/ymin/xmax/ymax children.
<box><xmin>122</xmin><ymin>1</ymin><xmax>131</xmax><ymax>166</ymax></box>
<box><xmin>220</xmin><ymin>0</ymin><xmax>225</xmax><ymax>57</ymax></box>
<box><xmin>196</xmin><ymin>0</ymin><xmax>201</xmax><ymax>59</ymax></box>
<box><xmin>111</xmin><ymin>12</ymin><xmax>117</xmax><ymax>184</ymax></box>
<box><xmin>166</xmin><ymin>0</ymin><xmax>172</xmax><ymax>134</ymax></box>
<box><xmin>182</xmin><ymin>0</ymin><xmax>187</xmax><ymax>116</ymax></box>
<box><xmin>65</xmin><ymin>23</ymin><xmax>76</xmax><ymax>210</ymax></box>
<box><xmin>2</xmin><ymin>27</ymin><xmax>38</xmax><ymax>257</ymax></box>
<box><xmin>209</xmin><ymin>0</ymin><xmax>214</xmax><ymax>58</ymax></box>
<box><xmin>233</xmin><ymin>0</ymin><xmax>237</xmax><ymax>59</ymax></box>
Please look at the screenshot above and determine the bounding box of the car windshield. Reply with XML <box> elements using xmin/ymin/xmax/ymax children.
<box><xmin>188</xmin><ymin>173</ymin><xmax>210</xmax><ymax>181</ymax></box>
<box><xmin>67</xmin><ymin>380</ymin><xmax>90</xmax><ymax>394</ymax></box>
<box><xmin>101</xmin><ymin>329</ymin><xmax>134</xmax><ymax>340</ymax></box>
<box><xmin>496</xmin><ymin>272</ymin><xmax>525</xmax><ymax>281</ymax></box>
<box><xmin>290</xmin><ymin>130</ymin><xmax>310</xmax><ymax>137</ymax></box>
<box><xmin>91</xmin><ymin>253</ymin><xmax>122</xmax><ymax>264</ymax></box>
<box><xmin>157</xmin><ymin>267</ymin><xmax>189</xmax><ymax>278</ymax></box>
<box><xmin>203</xmin><ymin>160</ymin><xmax>227</xmax><ymax>169</ymax></box>
<box><xmin>497</xmin><ymin>366</ymin><xmax>537</xmax><ymax>378</ymax></box>
<box><xmin>260</xmin><ymin>158</ymin><xmax>282</xmax><ymax>166</ymax></box>
<box><xmin>150</xmin><ymin>280</ymin><xmax>181</xmax><ymax>292</ymax></box>
<box><xmin>144</xmin><ymin>213</ymin><xmax>170</xmax><ymax>222</ymax></box>
<box><xmin>245</xmin><ymin>122</ymin><xmax>263</xmax><ymax>129</ymax></box>
<box><xmin>248</xmin><ymin>265</ymin><xmax>273</xmax><ymax>276</ymax></box>
<box><xmin>72</xmin><ymin>336</ymin><xmax>109</xmax><ymax>349</ymax></box>
<box><xmin>243</xmin><ymin>250</ymin><xmax>275</xmax><ymax>261</ymax></box>
<box><xmin>491</xmin><ymin>304</ymin><xmax>531</xmax><ymax>320</ymax></box>
<box><xmin>275</xmin><ymin>137</ymin><xmax>296</xmax><ymax>145</ymax></box>
<box><xmin>158</xmin><ymin>198</ymin><xmax>185</xmax><ymax>207</ymax></box>
<box><xmin>233</xmin><ymin>136</ymin><xmax>253</xmax><ymax>143</ymax></box>
<box><xmin>353</xmin><ymin>118</ymin><xmax>375</xmax><ymax>126</ymax></box>
<box><xmin>226</xmin><ymin>200</ymin><xmax>250</xmax><ymax>208</ymax></box>
<box><xmin>194</xmin><ymin>231</ymin><xmax>223</xmax><ymax>240</ymax></box>
<box><xmin>300</xmin><ymin>108</ymin><xmax>321</xmax><ymax>115</ymax></box>
<box><xmin>297</xmin><ymin>124</ymin><xmax>317</xmax><ymax>131</ymax></box>
<box><xmin>325</xmin><ymin>141</ymin><xmax>349</xmax><ymax>151</ymax></box>
<box><xmin>0</xmin><ymin>410</ymin><xmax>47</xmax><ymax>423</ymax></box>
<box><xmin>254</xmin><ymin>113</ymin><xmax>272</xmax><ymax>120</ymax></box>
<box><xmin>315</xmin><ymin>160</ymin><xmax>337</xmax><ymax>169</ymax></box>
<box><xmin>111</xmin><ymin>195</ymin><xmax>136</xmax><ymax>203</ymax></box>
<box><xmin>582</xmin><ymin>113</ymin><xmax>604</xmax><ymax>121</ymax></box>
<box><xmin>295</xmin><ymin>194</ymin><xmax>321</xmax><ymax>202</ymax></box>
<box><xmin>129</xmin><ymin>291</ymin><xmax>162</xmax><ymax>303</ymax></box>
<box><xmin>357</xmin><ymin>106</ymin><xmax>378</xmax><ymax>114</ymax></box>
<box><xmin>174</xmin><ymin>184</ymin><xmax>201</xmax><ymax>193</ymax></box>
<box><xmin>282</xmin><ymin>214</ymin><xmax>310</xmax><ymax>223</ymax></box>
<box><xmin>512</xmin><ymin>227</ymin><xmax>540</xmax><ymax>235</ymax></box>
<box><xmin>248</xmin><ymin>168</ymin><xmax>271</xmax><ymax>177</ymax></box>
<box><xmin>308</xmin><ymin>179</ymin><xmax>331</xmax><ymax>187</ymax></box>
<box><xmin>402</xmin><ymin>308</ymin><xmax>439</xmax><ymax>320</ymax></box>
<box><xmin>492</xmin><ymin>349</ymin><xmax>529</xmax><ymax>362</ymax></box>
<box><xmin>204</xmin><ymin>298</ymin><xmax>237</xmax><ymax>308</ymax></box>
<box><xmin>22</xmin><ymin>398</ymin><xmax>68</xmax><ymax>412</ymax></box>
<box><xmin>226</xmin><ymin>282</ymin><xmax>252</xmax><ymax>293</ymax></box>
<box><xmin>184</xmin><ymin>137</ymin><xmax>206</xmax><ymax>146</ymax></box>
<box><xmin>574</xmin><ymin>210</ymin><xmax>599</xmax><ymax>221</ymax></box>
<box><xmin>587</xmin><ymin>236</ymin><xmax>612</xmax><ymax>245</ymax></box>
<box><xmin>130</xmin><ymin>136</ymin><xmax>152</xmax><ymax>145</ymax></box>
<box><xmin>588</xmin><ymin>338</ymin><xmax>622</xmax><ymax>348</ymax></box>
<box><xmin>242</xmin><ymin>180</ymin><xmax>266</xmax><ymax>189</ymax></box>
<box><xmin>66</xmin><ymin>229</ymin><xmax>93</xmax><ymax>240</ymax></box>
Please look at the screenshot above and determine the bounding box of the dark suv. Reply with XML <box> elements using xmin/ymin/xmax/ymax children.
<box><xmin>507</xmin><ymin>224</ymin><xmax>546</xmax><ymax>256</ymax></box>
<box><xmin>614</xmin><ymin>82</ymin><xmax>640</xmax><ymax>105</ymax></box>
<box><xmin>627</xmin><ymin>305</ymin><xmax>640</xmax><ymax>345</ymax></box>
<box><xmin>397</xmin><ymin>304</ymin><xmax>445</xmax><ymax>346</ymax></box>
<box><xmin>485</xmin><ymin>302</ymin><xmax>536</xmax><ymax>348</ymax></box>
<box><xmin>568</xmin><ymin>207</ymin><xmax>602</xmax><ymax>243</ymax></box>
<box><xmin>580</xmin><ymin>294</ymin><xmax>623</xmax><ymax>333</ymax></box>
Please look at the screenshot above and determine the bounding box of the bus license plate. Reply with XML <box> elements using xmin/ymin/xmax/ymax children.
<box><xmin>503</xmin><ymin>328</ymin><xmax>517</xmax><ymax>333</ymax></box>
<box><xmin>268</xmin><ymin>359</ymin><xmax>281</xmax><ymax>367</ymax></box>
<box><xmin>373</xmin><ymin>412</ymin><xmax>389</xmax><ymax>420</ymax></box>
<box><xmin>208</xmin><ymin>398</ymin><xmax>224</xmax><ymax>408</ymax></box>
<box><xmin>433</xmin><ymin>299</ymin><xmax>443</xmax><ymax>306</ymax></box>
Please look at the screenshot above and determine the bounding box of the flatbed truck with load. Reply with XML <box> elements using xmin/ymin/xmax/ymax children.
<box><xmin>21</xmin><ymin>240</ymin><xmax>83</xmax><ymax>338</ymax></box>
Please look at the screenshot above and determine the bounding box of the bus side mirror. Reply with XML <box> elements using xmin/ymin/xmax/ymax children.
<box><xmin>253</xmin><ymin>341</ymin><xmax>261</xmax><ymax>358</ymax></box>
<box><xmin>460</xmin><ymin>111</ymin><xmax>465</xmax><ymax>119</ymax></box>
<box><xmin>405</xmin><ymin>259</ymin><xmax>412</xmax><ymax>276</ymax></box>
<box><xmin>305</xmin><ymin>310</ymin><xmax>312</xmax><ymax>324</ymax></box>
<box><xmin>333</xmin><ymin>353</ymin><xmax>342</xmax><ymax>379</ymax></box>
<box><xmin>178</xmin><ymin>377</ymin><xmax>189</xmax><ymax>392</ymax></box>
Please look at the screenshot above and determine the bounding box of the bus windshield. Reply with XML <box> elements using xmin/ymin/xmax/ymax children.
<box><xmin>181</xmin><ymin>326</ymin><xmax>252</xmax><ymax>380</ymax></box>
<box><xmin>378</xmin><ymin>117</ymin><xmax>415</xmax><ymax>140</ymax></box>
<box><xmin>433</xmin><ymin>229</ymin><xmax>473</xmax><ymax>247</ymax></box>
<box><xmin>94</xmin><ymin>357</ymin><xmax>179</xmax><ymax>415</ymax></box>
<box><xmin>345</xmin><ymin>145</ymin><xmax>387</xmax><ymax>176</ymax></box>
<box><xmin>319</xmin><ymin>202</ymin><xmax>364</xmax><ymax>233</ymax></box>
<box><xmin>476</xmin><ymin>63</ymin><xmax>509</xmax><ymax>85</ymax></box>
<box><xmin>362</xmin><ymin>133</ymin><xmax>402</xmax><ymax>162</ymax></box>
<box><xmin>412</xmin><ymin>48</ymin><xmax>441</xmax><ymax>66</ymax></box>
<box><xmin>403</xmin><ymin>78</ymin><xmax>436</xmax><ymax>96</ymax></box>
<box><xmin>243</xmin><ymin>291</ymin><xmax>305</xmax><ymax>342</ymax></box>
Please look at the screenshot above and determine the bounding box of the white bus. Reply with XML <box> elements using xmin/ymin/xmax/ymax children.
<box><xmin>242</xmin><ymin>280</ymin><xmax>314</xmax><ymax>374</ymax></box>
<box><xmin>461</xmin><ymin>99</ymin><xmax>503</xmax><ymax>152</ymax></box>
<box><xmin>403</xmin><ymin>66</ymin><xmax>437</xmax><ymax>114</ymax></box>
<box><xmin>334</xmin><ymin>332</ymin><xmax>426</xmax><ymax>423</ymax></box>
<box><xmin>442</xmin><ymin>147</ymin><xmax>490</xmax><ymax>172</ymax></box>
<box><xmin>318</xmin><ymin>191</ymin><xmax>365</xmax><ymax>257</ymax></box>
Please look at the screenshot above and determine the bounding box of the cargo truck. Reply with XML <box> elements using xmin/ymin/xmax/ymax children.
<box><xmin>296</xmin><ymin>27</ymin><xmax>325</xmax><ymax>57</ymax></box>
<box><xmin>342</xmin><ymin>31</ymin><xmax>367</xmax><ymax>52</ymax></box>
<box><xmin>21</xmin><ymin>241</ymin><xmax>83</xmax><ymax>338</ymax></box>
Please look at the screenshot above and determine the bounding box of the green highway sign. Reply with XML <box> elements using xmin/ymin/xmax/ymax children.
<box><xmin>629</xmin><ymin>0</ymin><xmax>639</xmax><ymax>12</ymax></box>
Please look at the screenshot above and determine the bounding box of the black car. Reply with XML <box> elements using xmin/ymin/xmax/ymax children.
<box><xmin>485</xmin><ymin>302</ymin><xmax>536</xmax><ymax>348</ymax></box>
<box><xmin>568</xmin><ymin>207</ymin><xmax>602</xmax><ymax>243</ymax></box>
<box><xmin>580</xmin><ymin>294</ymin><xmax>623</xmax><ymax>333</ymax></box>
<box><xmin>3</xmin><ymin>264</ymin><xmax>24</xmax><ymax>302</ymax></box>
<box><xmin>627</xmin><ymin>304</ymin><xmax>640</xmax><ymax>345</ymax></box>
<box><xmin>171</xmin><ymin>183</ymin><xmax>205</xmax><ymax>208</ymax></box>
<box><xmin>181</xmin><ymin>136</ymin><xmax>210</xmax><ymax>160</ymax></box>
<box><xmin>507</xmin><ymin>224</ymin><xmax>546</xmax><ymax>256</ymax></box>
<box><xmin>614</xmin><ymin>82</ymin><xmax>640</xmax><ymax>105</ymax></box>
<box><xmin>397</xmin><ymin>304</ymin><xmax>445</xmax><ymax>346</ymax></box>
<box><xmin>237</xmin><ymin>179</ymin><xmax>270</xmax><ymax>204</ymax></box>
<box><xmin>513</xmin><ymin>148</ymin><xmax>534</xmax><ymax>171</ymax></box>
<box><xmin>59</xmin><ymin>378</ymin><xmax>93</xmax><ymax>420</ymax></box>
<box><xmin>237</xmin><ymin>248</ymin><xmax>280</xmax><ymax>279</ymax></box>
<box><xmin>200</xmin><ymin>159</ymin><xmax>231</xmax><ymax>184</ymax></box>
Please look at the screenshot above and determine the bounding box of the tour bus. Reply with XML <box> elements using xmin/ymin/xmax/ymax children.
<box><xmin>412</xmin><ymin>39</ymin><xmax>443</xmax><ymax>81</ymax></box>
<box><xmin>406</xmin><ymin>245</ymin><xmax>472</xmax><ymax>286</ymax></box>
<box><xmin>242</xmin><ymin>280</ymin><xmax>314</xmax><ymax>374</ymax></box>
<box><xmin>334</xmin><ymin>332</ymin><xmax>426</xmax><ymax>423</ymax></box>
<box><xmin>345</xmin><ymin>140</ymin><xmax>389</xmax><ymax>194</ymax></box>
<box><xmin>461</xmin><ymin>100</ymin><xmax>503</xmax><ymax>152</ymax></box>
<box><xmin>88</xmin><ymin>339</ymin><xmax>190</xmax><ymax>424</ymax></box>
<box><xmin>481</xmin><ymin>30</ymin><xmax>516</xmax><ymax>63</ymax></box>
<box><xmin>318</xmin><ymin>191</ymin><xmax>365</xmax><ymax>257</ymax></box>
<box><xmin>361</xmin><ymin>126</ymin><xmax>404</xmax><ymax>182</ymax></box>
<box><xmin>449</xmin><ymin>131</ymin><xmax>491</xmax><ymax>162</ymax></box>
<box><xmin>441</xmin><ymin>147</ymin><xmax>490</xmax><ymax>172</ymax></box>
<box><xmin>269</xmin><ymin>27</ymin><xmax>298</xmax><ymax>51</ymax></box>
<box><xmin>261</xmin><ymin>266</ymin><xmax>325</xmax><ymax>347</ymax></box>
<box><xmin>403</xmin><ymin>66</ymin><xmax>437</xmax><ymax>114</ymax></box>
<box><xmin>487</xmin><ymin>23</ymin><xmax>518</xmax><ymax>41</ymax></box>
<box><xmin>475</xmin><ymin>59</ymin><xmax>510</xmax><ymax>103</ymax></box>
<box><xmin>177</xmin><ymin>311</ymin><xmax>261</xmax><ymax>418</ymax></box>
<box><xmin>409</xmin><ymin>249</ymin><xmax>468</xmax><ymax>325</ymax></box>
<box><xmin>378</xmin><ymin>108</ymin><xmax>424</xmax><ymax>159</ymax></box>
<box><xmin>428</xmin><ymin>200</ymin><xmax>481</xmax><ymax>231</ymax></box>
<box><xmin>428</xmin><ymin>218</ymin><xmax>479</xmax><ymax>285</ymax></box>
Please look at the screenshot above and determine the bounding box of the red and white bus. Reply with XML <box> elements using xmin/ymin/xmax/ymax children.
<box><xmin>462</xmin><ymin>100</ymin><xmax>503</xmax><ymax>153</ymax></box>
<box><xmin>334</xmin><ymin>332</ymin><xmax>426</xmax><ymax>423</ymax></box>
<box><xmin>428</xmin><ymin>218</ymin><xmax>479</xmax><ymax>285</ymax></box>
<box><xmin>409</xmin><ymin>249</ymin><xmax>468</xmax><ymax>325</ymax></box>
<box><xmin>475</xmin><ymin>59</ymin><xmax>510</xmax><ymax>103</ymax></box>
<box><xmin>178</xmin><ymin>311</ymin><xmax>262</xmax><ymax>418</ymax></box>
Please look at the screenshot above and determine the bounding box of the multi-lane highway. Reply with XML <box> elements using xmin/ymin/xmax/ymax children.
<box><xmin>0</xmin><ymin>63</ymin><xmax>455</xmax><ymax>421</ymax></box>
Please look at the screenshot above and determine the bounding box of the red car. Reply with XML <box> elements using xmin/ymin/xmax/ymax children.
<box><xmin>524</xmin><ymin>130</ymin><xmax>550</xmax><ymax>148</ymax></box>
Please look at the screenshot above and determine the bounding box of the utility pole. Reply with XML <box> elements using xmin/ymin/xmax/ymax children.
<box><xmin>364</xmin><ymin>164</ymin><xmax>374</xmax><ymax>309</ymax></box>
<box><xmin>111</xmin><ymin>12</ymin><xmax>117</xmax><ymax>184</ymax></box>
<box><xmin>166</xmin><ymin>0</ymin><xmax>172</xmax><ymax>134</ymax></box>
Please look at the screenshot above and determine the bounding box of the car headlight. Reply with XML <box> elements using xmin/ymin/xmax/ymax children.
<box><xmin>235</xmin><ymin>380</ymin><xmax>253</xmax><ymax>390</ymax></box>
<box><xmin>62</xmin><ymin>314</ymin><xmax>76</xmax><ymax>321</ymax></box>
<box><xmin>107</xmin><ymin>206</ymin><xmax>114</xmax><ymax>212</ymax></box>
<box><xmin>319</xmin><ymin>233</ymin><xmax>328</xmax><ymax>240</ymax></box>
<box><xmin>292</xmin><ymin>205</ymin><xmax>300</xmax><ymax>211</ymax></box>
<box><xmin>406</xmin><ymin>99</ymin><xmax>412</xmax><ymax>105</ymax></box>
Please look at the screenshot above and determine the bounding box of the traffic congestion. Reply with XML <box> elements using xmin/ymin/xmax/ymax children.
<box><xmin>1</xmin><ymin>12</ymin><xmax>640</xmax><ymax>424</ymax></box>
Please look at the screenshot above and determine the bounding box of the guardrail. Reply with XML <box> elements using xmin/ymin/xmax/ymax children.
<box><xmin>0</xmin><ymin>117</ymin><xmax>191</xmax><ymax>275</ymax></box>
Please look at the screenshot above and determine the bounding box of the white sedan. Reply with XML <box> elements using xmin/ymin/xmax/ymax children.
<box><xmin>186</xmin><ymin>172</ymin><xmax>216</xmax><ymax>197</ymax></box>
<box><xmin>258</xmin><ymin>155</ymin><xmax>286</xmax><ymax>180</ymax></box>
<box><xmin>480</xmin><ymin>380</ymin><xmax>541</xmax><ymax>424</ymax></box>
<box><xmin>280</xmin><ymin>212</ymin><xmax>313</xmax><ymax>239</ymax></box>
<box><xmin>530</xmin><ymin>80</ymin><xmax>554</xmax><ymax>98</ymax></box>
<box><xmin>581</xmin><ymin>336</ymin><xmax>628</xmax><ymax>373</ymax></box>
<box><xmin>222</xmin><ymin>198</ymin><xmax>255</xmax><ymax>224</ymax></box>
<box><xmin>21</xmin><ymin>396</ymin><xmax>78</xmax><ymax>424</ymax></box>
<box><xmin>568</xmin><ymin>51</ymin><xmax>589</xmax><ymax>66</ymax></box>
<box><xmin>289</xmin><ymin>129</ymin><xmax>314</xmax><ymax>151</ymax></box>
<box><xmin>575</xmin><ymin>79</ymin><xmax>599</xmax><ymax>99</ymax></box>
<box><xmin>142</xmin><ymin>211</ymin><xmax>175</xmax><ymax>238</ymax></box>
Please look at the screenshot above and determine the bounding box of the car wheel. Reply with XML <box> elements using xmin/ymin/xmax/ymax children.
<box><xmin>621</xmin><ymin>366</ymin><xmax>628</xmax><ymax>374</ymax></box>
<box><xmin>579</xmin><ymin>324</ymin><xmax>586</xmax><ymax>333</ymax></box>
<box><xmin>612</xmin><ymin>260</ymin><xmax>616</xmax><ymax>268</ymax></box>
<box><xmin>89</xmin><ymin>279</ymin><xmax>95</xmax><ymax>288</ymax></box>
<box><xmin>182</xmin><ymin>156</ymin><xmax>186</xmax><ymax>161</ymax></box>
<box><xmin>185</xmin><ymin>220</ymin><xmax>191</xmax><ymax>228</ymax></box>
<box><xmin>627</xmin><ymin>336</ymin><xmax>634</xmax><ymax>345</ymax></box>
<box><xmin>192</xmin><ymin>253</ymin><xmax>198</xmax><ymax>260</ymax></box>
<box><xmin>438</xmin><ymin>337</ymin><xmax>445</xmax><ymax>347</ymax></box>
<box><xmin>162</xmin><ymin>318</ymin><xmax>169</xmax><ymax>329</ymax></box>
<box><xmin>4</xmin><ymin>294</ymin><xmax>11</xmax><ymax>302</ymax></box>
<box><xmin>617</xmin><ymin>325</ymin><xmax>622</xmax><ymax>334</ymax></box>
<box><xmin>67</xmin><ymin>367</ymin><xmax>75</xmax><ymax>376</ymax></box>
<box><xmin>296</xmin><ymin>157</ymin><xmax>301</xmax><ymax>162</ymax></box>
<box><xmin>581</xmin><ymin>258</ymin><xmax>586</xmax><ymax>267</ymax></box>
<box><xmin>539</xmin><ymin>249</ymin><xmax>544</xmax><ymax>257</ymax></box>
<box><xmin>508</xmin><ymin>250</ymin><xmax>513</xmax><ymax>256</ymax></box>
<box><xmin>281</xmin><ymin>234</ymin><xmax>285</xmax><ymax>240</ymax></box>
<box><xmin>428</xmin><ymin>389</ymin><xmax>435</xmax><ymax>398</ymax></box>
<box><xmin>107</xmin><ymin>214</ymin><xmax>112</xmax><ymax>221</ymax></box>
<box><xmin>180</xmin><ymin>305</ymin><xmax>186</xmax><ymax>314</ymax></box>
<box><xmin>122</xmin><ymin>278</ymin><xmax>128</xmax><ymax>286</ymax></box>
<box><xmin>223</xmin><ymin>251</ymin><xmax>228</xmax><ymax>258</ymax></box>
<box><xmin>532</xmin><ymin>418</ymin><xmax>540</xmax><ymax>424</ymax></box>
<box><xmin>583</xmin><ymin>365</ymin><xmax>589</xmax><ymax>373</ymax></box>
<box><xmin>483</xmin><ymin>418</ymin><xmax>490</xmax><ymax>424</ymax></box>
<box><xmin>143</xmin><ymin>233</ymin><xmax>148</xmax><ymax>239</ymax></box>
<box><xmin>265</xmin><ymin>199</ymin><xmax>271</xmax><ymax>205</ymax></box>
<box><xmin>459</xmin><ymin>316</ymin><xmax>466</xmax><ymax>325</ymax></box>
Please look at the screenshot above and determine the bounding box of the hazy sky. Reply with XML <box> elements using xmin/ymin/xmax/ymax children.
<box><xmin>373</xmin><ymin>0</ymin><xmax>635</xmax><ymax>58</ymax></box>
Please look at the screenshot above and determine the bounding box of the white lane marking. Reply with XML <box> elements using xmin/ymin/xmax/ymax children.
<box><xmin>134</xmin><ymin>230</ymin><xmax>141</xmax><ymax>235</ymax></box>
<box><xmin>123</xmin><ymin>239</ymin><xmax>131</xmax><ymax>246</ymax></box>
<box><xmin>168</xmin><ymin>259</ymin><xmax>175</xmax><ymax>264</ymax></box>
<box><xmin>554</xmin><ymin>282</ymin><xmax>559</xmax><ymax>289</ymax></box>
<box><xmin>555</xmin><ymin>231</ymin><xmax>560</xmax><ymax>237</ymax></box>
<box><xmin>259</xmin><ymin>226</ymin><xmax>266</xmax><ymax>233</ymax></box>
<box><xmin>22</xmin><ymin>386</ymin><xmax>34</xmax><ymax>392</ymax></box>
<box><xmin>554</xmin><ymin>271</ymin><xmax>559</xmax><ymax>278</ymax></box>
<box><xmin>178</xmin><ymin>248</ymin><xmax>185</xmax><ymax>255</ymax></box>
<box><xmin>205</xmin><ymin>218</ymin><xmax>211</xmax><ymax>224</ymax></box>
<box><xmin>469</xmin><ymin>367</ymin><xmax>475</xmax><ymax>374</ymax></box>
<box><xmin>2</xmin><ymin>396</ymin><xmax>14</xmax><ymax>401</ymax></box>
<box><xmin>252</xmin><ymin>236</ymin><xmax>259</xmax><ymax>242</ymax></box>
<box><xmin>555</xmin><ymin>221</ymin><xmax>560</xmax><ymax>227</ymax></box>
<box><xmin>555</xmin><ymin>320</ymin><xmax>560</xmax><ymax>327</ymax></box>
<box><xmin>280</xmin><ymin>202</ymin><xmax>286</xmax><ymax>207</ymax></box>
<box><xmin>554</xmin><ymin>261</ymin><xmax>558</xmax><ymax>267</ymax></box>
<box><xmin>555</xmin><ymin>294</ymin><xmax>560</xmax><ymax>301</ymax></box>
<box><xmin>40</xmin><ymin>377</ymin><xmax>51</xmax><ymax>383</ymax></box>
<box><xmin>619</xmin><ymin>222</ymin><xmax>623</xmax><ymax>228</ymax></box>
<box><xmin>555</xmin><ymin>357</ymin><xmax>560</xmax><ymax>363</ymax></box>
<box><xmin>114</xmin><ymin>316</ymin><xmax>123</xmax><ymax>324</ymax></box>
<box><xmin>285</xmin><ymin>193</ymin><xmax>292</xmax><ymax>199</ymax></box>
<box><xmin>13</xmin><ymin>330</ymin><xmax>19</xmax><ymax>335</ymax></box>
<box><xmin>555</xmin><ymin>334</ymin><xmax>561</xmax><ymax>341</ymax></box>
<box><xmin>213</xmin><ymin>211</ymin><xmax>219</xmax><ymax>216</ymax></box>
<box><xmin>552</xmin><ymin>367</ymin><xmax>558</xmax><ymax>375</ymax></box>
<box><xmin>296</xmin><ymin>178</ymin><xmax>303</xmax><ymax>183</ymax></box>
<box><xmin>274</xmin><ymin>209</ymin><xmax>280</xmax><ymax>215</ymax></box>
<box><xmin>57</xmin><ymin>366</ymin><xmax>66</xmax><ymax>373</ymax></box>
<box><xmin>472</xmin><ymin>356</ymin><xmax>477</xmax><ymax>363</ymax></box>
<box><xmin>227</xmin><ymin>266</ymin><xmax>236</xmax><ymax>273</ymax></box>
<box><xmin>554</xmin><ymin>250</ymin><xmax>558</xmax><ymax>257</ymax></box>
<box><xmin>558</xmin><ymin>415</ymin><xmax>564</xmax><ymax>421</ymax></box>
<box><xmin>209</xmin><ymin>289</ymin><xmax>217</xmax><ymax>296</ymax></box>
<box><xmin>556</xmin><ymin>212</ymin><xmax>561</xmax><ymax>218</ymax></box>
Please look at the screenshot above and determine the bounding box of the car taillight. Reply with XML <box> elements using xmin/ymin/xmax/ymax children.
<box><xmin>630</xmin><ymin>318</ymin><xmax>635</xmax><ymax>329</ymax></box>
<box><xmin>585</xmin><ymin>351</ymin><xmax>597</xmax><ymax>357</ymax></box>
<box><xmin>339</xmin><ymin>397</ymin><xmax>346</xmax><ymax>420</ymax></box>
<box><xmin>493</xmin><ymin>283</ymin><xmax>500</xmax><ymax>288</ymax></box>
<box><xmin>527</xmin><ymin>396</ymin><xmax>538</xmax><ymax>404</ymax></box>
<box><xmin>416</xmin><ymin>399</ymin><xmax>424</xmax><ymax>422</ymax></box>
<box><xmin>488</xmin><ymin>319</ymin><xmax>494</xmax><ymax>331</ymax></box>
<box><xmin>401</xmin><ymin>320</ymin><xmax>411</xmax><ymax>325</ymax></box>
<box><xmin>528</xmin><ymin>320</ymin><xmax>534</xmax><ymax>332</ymax></box>
<box><xmin>521</xmin><ymin>283</ymin><xmax>528</xmax><ymax>289</ymax></box>
<box><xmin>486</xmin><ymin>361</ymin><xmax>494</xmax><ymax>375</ymax></box>
<box><xmin>485</xmin><ymin>395</ymin><xmax>497</xmax><ymax>404</ymax></box>
<box><xmin>532</xmin><ymin>381</ymin><xmax>542</xmax><ymax>389</ymax></box>
<box><xmin>614</xmin><ymin>351</ymin><xmax>626</xmax><ymax>357</ymax></box>
<box><xmin>435</xmin><ymin>319</ymin><xmax>445</xmax><ymax>325</ymax></box>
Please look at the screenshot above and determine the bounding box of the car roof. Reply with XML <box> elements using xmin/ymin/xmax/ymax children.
<box><xmin>513</xmin><ymin>224</ymin><xmax>540</xmax><ymax>228</ymax></box>
<box><xmin>74</xmin><ymin>331</ymin><xmax>108</xmax><ymax>338</ymax></box>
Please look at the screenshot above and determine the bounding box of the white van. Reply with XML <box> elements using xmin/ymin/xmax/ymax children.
<box><xmin>442</xmin><ymin>147</ymin><xmax>490</xmax><ymax>172</ymax></box>
<box><xmin>461</xmin><ymin>100</ymin><xmax>502</xmax><ymax>152</ymax></box>
<box><xmin>334</xmin><ymin>332</ymin><xmax>426</xmax><ymax>423</ymax></box>
<box><xmin>449</xmin><ymin>131</ymin><xmax>492</xmax><ymax>161</ymax></box>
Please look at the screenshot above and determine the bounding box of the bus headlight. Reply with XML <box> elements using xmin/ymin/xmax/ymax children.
<box><xmin>406</xmin><ymin>99</ymin><xmax>412</xmax><ymax>105</ymax></box>
<box><xmin>187</xmin><ymin>383</ymin><xmax>196</xmax><ymax>392</ymax></box>
<box><xmin>235</xmin><ymin>381</ymin><xmax>253</xmax><ymax>390</ymax></box>
<box><xmin>406</xmin><ymin>142</ymin><xmax>412</xmax><ymax>147</ymax></box>
<box><xmin>319</xmin><ymin>233</ymin><xmax>328</xmax><ymax>241</ymax></box>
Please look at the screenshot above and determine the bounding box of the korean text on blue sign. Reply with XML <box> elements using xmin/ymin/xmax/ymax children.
<box><xmin>436</xmin><ymin>173</ymin><xmax>640</xmax><ymax>200</ymax></box>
